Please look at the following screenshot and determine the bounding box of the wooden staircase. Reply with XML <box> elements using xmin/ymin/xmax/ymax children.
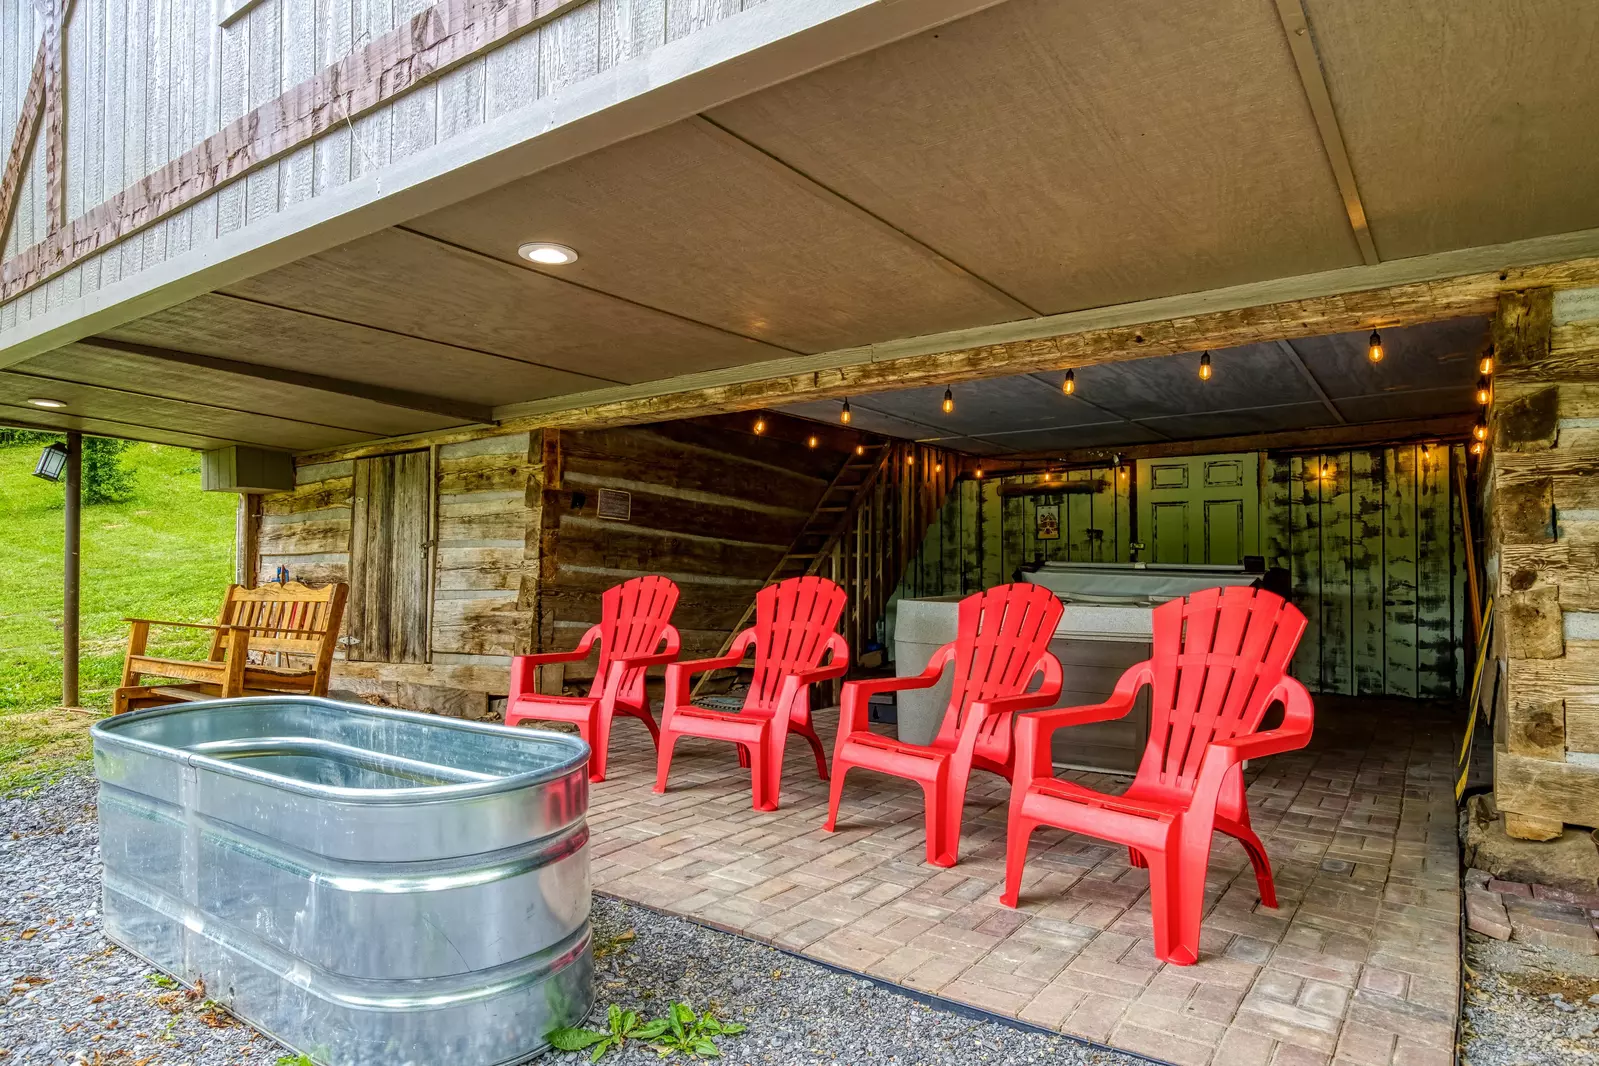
<box><xmin>693</xmin><ymin>439</ymin><xmax>960</xmax><ymax>697</ymax></box>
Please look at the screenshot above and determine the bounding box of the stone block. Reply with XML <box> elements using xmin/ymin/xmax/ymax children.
<box><xmin>1465</xmin><ymin>890</ymin><xmax>1512</xmax><ymax>941</ymax></box>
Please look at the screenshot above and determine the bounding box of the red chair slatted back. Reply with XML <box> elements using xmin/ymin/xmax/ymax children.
<box><xmin>1138</xmin><ymin>586</ymin><xmax>1307</xmax><ymax>794</ymax></box>
<box><xmin>588</xmin><ymin>576</ymin><xmax>681</xmax><ymax>704</ymax></box>
<box><xmin>932</xmin><ymin>583</ymin><xmax>1064</xmax><ymax>750</ymax></box>
<box><xmin>744</xmin><ymin>576</ymin><xmax>848</xmax><ymax>712</ymax></box>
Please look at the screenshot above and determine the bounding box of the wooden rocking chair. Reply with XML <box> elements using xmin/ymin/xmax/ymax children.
<box><xmin>114</xmin><ymin>581</ymin><xmax>349</xmax><ymax>714</ymax></box>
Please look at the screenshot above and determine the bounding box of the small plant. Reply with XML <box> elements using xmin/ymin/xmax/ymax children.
<box><xmin>549</xmin><ymin>1002</ymin><xmax>745</xmax><ymax>1061</ymax></box>
<box><xmin>650</xmin><ymin>1002</ymin><xmax>745</xmax><ymax>1059</ymax></box>
<box><xmin>275</xmin><ymin>1055</ymin><xmax>316</xmax><ymax>1066</ymax></box>
<box><xmin>145</xmin><ymin>973</ymin><xmax>178</xmax><ymax>989</ymax></box>
<box><xmin>550</xmin><ymin>1005</ymin><xmax>667</xmax><ymax>1061</ymax></box>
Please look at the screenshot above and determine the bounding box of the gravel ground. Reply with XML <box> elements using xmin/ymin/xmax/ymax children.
<box><xmin>2</xmin><ymin>774</ymin><xmax>1146</xmax><ymax>1066</ymax></box>
<box><xmin>1463</xmin><ymin>929</ymin><xmax>1599</xmax><ymax>1066</ymax></box>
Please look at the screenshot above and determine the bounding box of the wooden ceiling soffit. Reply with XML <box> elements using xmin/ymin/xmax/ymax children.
<box><xmin>75</xmin><ymin>337</ymin><xmax>493</xmax><ymax>423</ymax></box>
<box><xmin>0</xmin><ymin>0</ymin><xmax>587</xmax><ymax>301</ymax></box>
<box><xmin>688</xmin><ymin>117</ymin><xmax>1041</xmax><ymax>318</ymax></box>
<box><xmin>295</xmin><ymin>248</ymin><xmax>1599</xmax><ymax>464</ymax></box>
<box><xmin>1274</xmin><ymin>0</ymin><xmax>1379</xmax><ymax>265</ymax></box>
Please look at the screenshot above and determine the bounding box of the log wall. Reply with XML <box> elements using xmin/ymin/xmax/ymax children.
<box><xmin>256</xmin><ymin>430</ymin><xmax>540</xmax><ymax>717</ymax></box>
<box><xmin>1490</xmin><ymin>286</ymin><xmax>1599</xmax><ymax>836</ymax></box>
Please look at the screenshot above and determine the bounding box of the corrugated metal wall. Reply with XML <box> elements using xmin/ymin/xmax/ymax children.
<box><xmin>897</xmin><ymin>444</ymin><xmax>1469</xmax><ymax>699</ymax></box>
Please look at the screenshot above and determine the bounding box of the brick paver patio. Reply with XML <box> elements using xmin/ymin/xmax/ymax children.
<box><xmin>586</xmin><ymin>698</ymin><xmax>1461</xmax><ymax>1066</ymax></box>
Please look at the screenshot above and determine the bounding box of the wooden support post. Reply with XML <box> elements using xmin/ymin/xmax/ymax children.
<box><xmin>235</xmin><ymin>493</ymin><xmax>262</xmax><ymax>588</ymax></box>
<box><xmin>62</xmin><ymin>430</ymin><xmax>80</xmax><ymax>708</ymax></box>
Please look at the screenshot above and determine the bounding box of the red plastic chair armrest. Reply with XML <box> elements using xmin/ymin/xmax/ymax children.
<box><xmin>1012</xmin><ymin>661</ymin><xmax>1152</xmax><ymax>784</ymax></box>
<box><xmin>510</xmin><ymin>626</ymin><xmax>600</xmax><ymax>701</ymax></box>
<box><xmin>837</xmin><ymin>644</ymin><xmax>953</xmax><ymax>735</ymax></box>
<box><xmin>609</xmin><ymin>625</ymin><xmax>684</xmax><ymax>670</ymax></box>
<box><xmin>1190</xmin><ymin>677</ymin><xmax>1315</xmax><ymax>815</ymax></box>
<box><xmin>663</xmin><ymin>631</ymin><xmax>756</xmax><ymax>715</ymax></box>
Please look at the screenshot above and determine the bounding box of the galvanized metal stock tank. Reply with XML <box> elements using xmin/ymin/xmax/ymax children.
<box><xmin>91</xmin><ymin>697</ymin><xmax>593</xmax><ymax>1065</ymax></box>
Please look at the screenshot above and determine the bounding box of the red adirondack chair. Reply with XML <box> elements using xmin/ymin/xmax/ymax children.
<box><xmin>1000</xmin><ymin>586</ymin><xmax>1312</xmax><ymax>965</ymax></box>
<box><xmin>505</xmin><ymin>575</ymin><xmax>682</xmax><ymax>782</ymax></box>
<box><xmin>824</xmin><ymin>583</ymin><xmax>1064</xmax><ymax>867</ymax></box>
<box><xmin>654</xmin><ymin>576</ymin><xmax>849</xmax><ymax>812</ymax></box>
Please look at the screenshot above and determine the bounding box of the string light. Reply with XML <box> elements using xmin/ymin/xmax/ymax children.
<box><xmin>1062</xmin><ymin>370</ymin><xmax>1076</xmax><ymax>396</ymax></box>
<box><xmin>942</xmin><ymin>388</ymin><xmax>955</xmax><ymax>415</ymax></box>
<box><xmin>934</xmin><ymin>461</ymin><xmax>943</xmax><ymax>473</ymax></box>
<box><xmin>840</xmin><ymin>399</ymin><xmax>851</xmax><ymax>424</ymax></box>
<box><xmin>907</xmin><ymin>453</ymin><xmax>915</xmax><ymax>465</ymax></box>
<box><xmin>974</xmin><ymin>466</ymin><xmax>984</xmax><ymax>479</ymax></box>
<box><xmin>1473</xmin><ymin>419</ymin><xmax>1489</xmax><ymax>442</ymax></box>
<box><xmin>1198</xmin><ymin>351</ymin><xmax>1213</xmax><ymax>381</ymax></box>
<box><xmin>1470</xmin><ymin>440</ymin><xmax>1485</xmax><ymax>456</ymax></box>
<box><xmin>1367</xmin><ymin>330</ymin><xmax>1385</xmax><ymax>364</ymax></box>
<box><xmin>1479</xmin><ymin>347</ymin><xmax>1494</xmax><ymax>376</ymax></box>
<box><xmin>1476</xmin><ymin>376</ymin><xmax>1492</xmax><ymax>405</ymax></box>
<box><xmin>753</xmin><ymin>416</ymin><xmax>766</xmax><ymax>435</ymax></box>
<box><xmin>855</xmin><ymin>444</ymin><xmax>865</xmax><ymax>456</ymax></box>
<box><xmin>807</xmin><ymin>435</ymin><xmax>818</xmax><ymax>449</ymax></box>
<box><xmin>1319</xmin><ymin>458</ymin><xmax>1335</xmax><ymax>479</ymax></box>
<box><xmin>1421</xmin><ymin>442</ymin><xmax>1433</xmax><ymax>467</ymax></box>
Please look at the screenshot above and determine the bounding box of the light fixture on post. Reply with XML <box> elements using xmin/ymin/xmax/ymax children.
<box><xmin>1476</xmin><ymin>376</ymin><xmax>1492</xmax><ymax>405</ymax></box>
<box><xmin>516</xmin><ymin>242</ymin><xmax>578</xmax><ymax>265</ymax></box>
<box><xmin>1479</xmin><ymin>346</ymin><xmax>1494</xmax><ymax>376</ymax></box>
<box><xmin>942</xmin><ymin>388</ymin><xmax>955</xmax><ymax>415</ymax></box>
<box><xmin>1198</xmin><ymin>351</ymin><xmax>1212</xmax><ymax>381</ymax></box>
<box><xmin>1367</xmin><ymin>330</ymin><xmax>1385</xmax><ymax>364</ymax></box>
<box><xmin>1062</xmin><ymin>370</ymin><xmax>1076</xmax><ymax>396</ymax></box>
<box><xmin>33</xmin><ymin>441</ymin><xmax>68</xmax><ymax>482</ymax></box>
<box><xmin>840</xmin><ymin>399</ymin><xmax>851</xmax><ymax>424</ymax></box>
<box><xmin>753</xmin><ymin>416</ymin><xmax>766</xmax><ymax>435</ymax></box>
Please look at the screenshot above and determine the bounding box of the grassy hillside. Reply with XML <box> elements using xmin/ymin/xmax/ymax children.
<box><xmin>0</xmin><ymin>440</ymin><xmax>235</xmax><ymax>788</ymax></box>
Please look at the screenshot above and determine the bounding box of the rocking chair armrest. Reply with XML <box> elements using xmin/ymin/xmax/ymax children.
<box><xmin>123</xmin><ymin>618</ymin><xmax>254</xmax><ymax>633</ymax></box>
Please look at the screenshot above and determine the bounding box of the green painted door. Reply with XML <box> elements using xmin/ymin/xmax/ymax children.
<box><xmin>1137</xmin><ymin>453</ymin><xmax>1260</xmax><ymax>565</ymax></box>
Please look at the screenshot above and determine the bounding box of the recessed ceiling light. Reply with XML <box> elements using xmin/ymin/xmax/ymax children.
<box><xmin>517</xmin><ymin>242</ymin><xmax>578</xmax><ymax>265</ymax></box>
<box><xmin>27</xmin><ymin>397</ymin><xmax>67</xmax><ymax>408</ymax></box>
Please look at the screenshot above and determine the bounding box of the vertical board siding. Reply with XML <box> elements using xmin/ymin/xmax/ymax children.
<box><xmin>899</xmin><ymin>445</ymin><xmax>1467</xmax><ymax>699</ymax></box>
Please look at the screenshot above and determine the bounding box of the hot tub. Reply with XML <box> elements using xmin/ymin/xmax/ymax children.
<box><xmin>91</xmin><ymin>696</ymin><xmax>593</xmax><ymax>1066</ymax></box>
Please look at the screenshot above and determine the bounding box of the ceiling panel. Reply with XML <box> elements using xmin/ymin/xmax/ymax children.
<box><xmin>850</xmin><ymin>377</ymin><xmax>1125</xmax><ymax>437</ymax></box>
<box><xmin>408</xmin><ymin>119</ymin><xmax>1031</xmax><ymax>355</ymax></box>
<box><xmin>222</xmin><ymin>229</ymin><xmax>790</xmax><ymax>384</ymax></box>
<box><xmin>24</xmin><ymin>345</ymin><xmax>461</xmax><ymax>437</ymax></box>
<box><xmin>0</xmin><ymin>373</ymin><xmax>373</xmax><ymax>451</ymax></box>
<box><xmin>1334</xmin><ymin>387</ymin><xmax>1477</xmax><ymax>425</ymax></box>
<box><xmin>973</xmin><ymin>423</ymin><xmax>1168</xmax><ymax>454</ymax></box>
<box><xmin>709</xmin><ymin>0</ymin><xmax>1359</xmax><ymax>315</ymax></box>
<box><xmin>0</xmin><ymin>405</ymin><xmax>236</xmax><ymax>450</ymax></box>
<box><xmin>1305</xmin><ymin>0</ymin><xmax>1599</xmax><ymax>260</ymax></box>
<box><xmin>104</xmin><ymin>295</ymin><xmax>612</xmax><ymax>408</ymax></box>
<box><xmin>1140</xmin><ymin>402</ymin><xmax>1339</xmax><ymax>441</ymax></box>
<box><xmin>1069</xmin><ymin>342</ymin><xmax>1323</xmax><ymax>420</ymax></box>
<box><xmin>1289</xmin><ymin>317</ymin><xmax>1486</xmax><ymax>399</ymax></box>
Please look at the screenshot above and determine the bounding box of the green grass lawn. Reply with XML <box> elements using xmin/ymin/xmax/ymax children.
<box><xmin>0</xmin><ymin>440</ymin><xmax>235</xmax><ymax>789</ymax></box>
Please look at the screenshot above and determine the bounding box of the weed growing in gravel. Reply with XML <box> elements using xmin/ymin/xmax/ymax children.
<box><xmin>550</xmin><ymin>1001</ymin><xmax>746</xmax><ymax>1061</ymax></box>
<box><xmin>275</xmin><ymin>1055</ymin><xmax>316</xmax><ymax>1066</ymax></box>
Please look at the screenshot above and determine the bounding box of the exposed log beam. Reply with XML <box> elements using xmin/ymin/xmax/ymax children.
<box><xmin>984</xmin><ymin>414</ymin><xmax>1474</xmax><ymax>470</ymax></box>
<box><xmin>1274</xmin><ymin>0</ymin><xmax>1379</xmax><ymax>265</ymax></box>
<box><xmin>689</xmin><ymin>116</ymin><xmax>1040</xmax><ymax>318</ymax></box>
<box><xmin>74</xmin><ymin>336</ymin><xmax>494</xmax><ymax>423</ymax></box>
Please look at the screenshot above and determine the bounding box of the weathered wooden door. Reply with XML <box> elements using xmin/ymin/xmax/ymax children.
<box><xmin>1137</xmin><ymin>454</ymin><xmax>1259</xmax><ymax>565</ymax></box>
<box><xmin>348</xmin><ymin>451</ymin><xmax>431</xmax><ymax>663</ymax></box>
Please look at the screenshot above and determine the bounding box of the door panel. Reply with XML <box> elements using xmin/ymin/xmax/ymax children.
<box><xmin>1137</xmin><ymin>453</ymin><xmax>1259</xmax><ymax>565</ymax></box>
<box><xmin>348</xmin><ymin>451</ymin><xmax>431</xmax><ymax>663</ymax></box>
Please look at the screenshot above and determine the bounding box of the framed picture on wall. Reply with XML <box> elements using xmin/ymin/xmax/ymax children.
<box><xmin>1036</xmin><ymin>504</ymin><xmax>1060</xmax><ymax>541</ymax></box>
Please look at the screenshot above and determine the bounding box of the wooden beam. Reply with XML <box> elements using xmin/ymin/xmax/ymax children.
<box><xmin>967</xmin><ymin>414</ymin><xmax>1474</xmax><ymax>471</ymax></box>
<box><xmin>74</xmin><ymin>336</ymin><xmax>494</xmax><ymax>423</ymax></box>
<box><xmin>0</xmin><ymin>43</ymin><xmax>48</xmax><ymax>253</ymax></box>
<box><xmin>43</xmin><ymin>0</ymin><xmax>72</xmax><ymax>235</ymax></box>
<box><xmin>1273</xmin><ymin>0</ymin><xmax>1379</xmax><ymax>265</ymax></box>
<box><xmin>689</xmin><ymin>116</ymin><xmax>1040</xmax><ymax>318</ymax></box>
<box><xmin>0</xmin><ymin>0</ymin><xmax>590</xmax><ymax>301</ymax></box>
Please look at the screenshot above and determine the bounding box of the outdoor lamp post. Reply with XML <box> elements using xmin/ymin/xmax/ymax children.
<box><xmin>33</xmin><ymin>441</ymin><xmax>68</xmax><ymax>481</ymax></box>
